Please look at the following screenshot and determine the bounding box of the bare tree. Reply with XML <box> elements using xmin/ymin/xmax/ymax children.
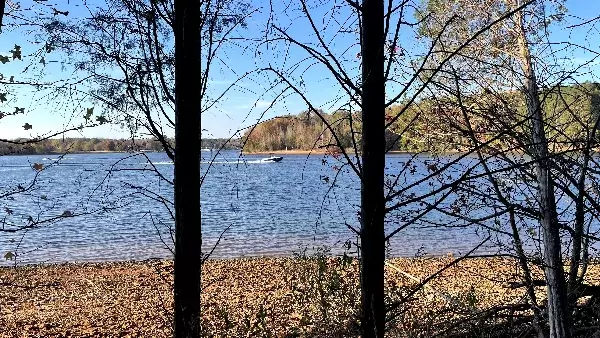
<box><xmin>257</xmin><ymin>1</ymin><xmax>533</xmax><ymax>336</ymax></box>
<box><xmin>39</xmin><ymin>0</ymin><xmax>255</xmax><ymax>335</ymax></box>
<box><xmin>513</xmin><ymin>2</ymin><xmax>570</xmax><ymax>335</ymax></box>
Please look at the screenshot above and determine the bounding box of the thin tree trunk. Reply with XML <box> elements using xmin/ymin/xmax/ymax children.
<box><xmin>514</xmin><ymin>2</ymin><xmax>570</xmax><ymax>336</ymax></box>
<box><xmin>173</xmin><ymin>0</ymin><xmax>202</xmax><ymax>336</ymax></box>
<box><xmin>509</xmin><ymin>210</ymin><xmax>546</xmax><ymax>338</ymax></box>
<box><xmin>568</xmin><ymin>152</ymin><xmax>589</xmax><ymax>293</ymax></box>
<box><xmin>0</xmin><ymin>0</ymin><xmax>5</xmax><ymax>30</ymax></box>
<box><xmin>568</xmin><ymin>113</ymin><xmax>600</xmax><ymax>293</ymax></box>
<box><xmin>359</xmin><ymin>0</ymin><xmax>386</xmax><ymax>336</ymax></box>
<box><xmin>458</xmin><ymin>94</ymin><xmax>545</xmax><ymax>337</ymax></box>
<box><xmin>578</xmin><ymin>232</ymin><xmax>590</xmax><ymax>282</ymax></box>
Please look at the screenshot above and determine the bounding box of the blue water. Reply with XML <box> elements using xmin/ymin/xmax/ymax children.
<box><xmin>0</xmin><ymin>151</ymin><xmax>527</xmax><ymax>264</ymax></box>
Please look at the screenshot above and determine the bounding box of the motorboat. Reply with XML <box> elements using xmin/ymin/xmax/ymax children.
<box><xmin>261</xmin><ymin>156</ymin><xmax>283</xmax><ymax>162</ymax></box>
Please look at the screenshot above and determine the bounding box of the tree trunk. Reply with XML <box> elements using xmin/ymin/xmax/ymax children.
<box><xmin>568</xmin><ymin>114</ymin><xmax>600</xmax><ymax>292</ymax></box>
<box><xmin>173</xmin><ymin>0</ymin><xmax>202</xmax><ymax>337</ymax></box>
<box><xmin>460</xmin><ymin>100</ymin><xmax>545</xmax><ymax>337</ymax></box>
<box><xmin>0</xmin><ymin>0</ymin><xmax>5</xmax><ymax>29</ymax></box>
<box><xmin>359</xmin><ymin>0</ymin><xmax>386</xmax><ymax>337</ymax></box>
<box><xmin>514</xmin><ymin>2</ymin><xmax>570</xmax><ymax>336</ymax></box>
<box><xmin>568</xmin><ymin>152</ymin><xmax>589</xmax><ymax>293</ymax></box>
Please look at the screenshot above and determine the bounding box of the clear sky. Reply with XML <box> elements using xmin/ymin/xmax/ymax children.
<box><xmin>0</xmin><ymin>0</ymin><xmax>598</xmax><ymax>140</ymax></box>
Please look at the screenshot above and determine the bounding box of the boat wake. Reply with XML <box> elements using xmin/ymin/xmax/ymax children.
<box><xmin>201</xmin><ymin>159</ymin><xmax>274</xmax><ymax>164</ymax></box>
<box><xmin>145</xmin><ymin>159</ymin><xmax>278</xmax><ymax>165</ymax></box>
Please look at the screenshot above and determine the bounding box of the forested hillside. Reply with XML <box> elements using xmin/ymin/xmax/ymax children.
<box><xmin>242</xmin><ymin>110</ymin><xmax>355</xmax><ymax>152</ymax></box>
<box><xmin>243</xmin><ymin>83</ymin><xmax>600</xmax><ymax>153</ymax></box>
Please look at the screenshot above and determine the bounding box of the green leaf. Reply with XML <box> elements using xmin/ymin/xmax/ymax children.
<box><xmin>4</xmin><ymin>251</ymin><xmax>15</xmax><ymax>260</ymax></box>
<box><xmin>96</xmin><ymin>115</ymin><xmax>107</xmax><ymax>124</ymax></box>
<box><xmin>10</xmin><ymin>45</ymin><xmax>21</xmax><ymax>60</ymax></box>
<box><xmin>45</xmin><ymin>43</ymin><xmax>55</xmax><ymax>53</ymax></box>
<box><xmin>84</xmin><ymin>107</ymin><xmax>93</xmax><ymax>121</ymax></box>
<box><xmin>22</xmin><ymin>122</ymin><xmax>32</xmax><ymax>130</ymax></box>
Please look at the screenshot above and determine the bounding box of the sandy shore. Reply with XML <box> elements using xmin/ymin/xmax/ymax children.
<box><xmin>1</xmin><ymin>257</ymin><xmax>598</xmax><ymax>337</ymax></box>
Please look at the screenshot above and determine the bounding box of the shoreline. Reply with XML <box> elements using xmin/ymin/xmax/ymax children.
<box><xmin>0</xmin><ymin>252</ymin><xmax>463</xmax><ymax>268</ymax></box>
<box><xmin>4</xmin><ymin>253</ymin><xmax>599</xmax><ymax>269</ymax></box>
<box><xmin>7</xmin><ymin>148</ymin><xmax>587</xmax><ymax>157</ymax></box>
<box><xmin>0</xmin><ymin>150</ymin><xmax>152</xmax><ymax>157</ymax></box>
<box><xmin>241</xmin><ymin>149</ymin><xmax>468</xmax><ymax>155</ymax></box>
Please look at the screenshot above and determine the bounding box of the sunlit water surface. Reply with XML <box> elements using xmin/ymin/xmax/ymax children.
<box><xmin>0</xmin><ymin>151</ymin><xmax>561</xmax><ymax>265</ymax></box>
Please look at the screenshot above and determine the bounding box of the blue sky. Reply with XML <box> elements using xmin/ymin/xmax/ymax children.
<box><xmin>0</xmin><ymin>0</ymin><xmax>598</xmax><ymax>140</ymax></box>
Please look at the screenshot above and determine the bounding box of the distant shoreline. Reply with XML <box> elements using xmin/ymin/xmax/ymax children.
<box><xmin>242</xmin><ymin>149</ymin><xmax>468</xmax><ymax>156</ymax></box>
<box><xmin>19</xmin><ymin>149</ymin><xmax>471</xmax><ymax>156</ymax></box>
<box><xmin>7</xmin><ymin>148</ymin><xmax>573</xmax><ymax>157</ymax></box>
<box><xmin>1</xmin><ymin>150</ymin><xmax>150</xmax><ymax>157</ymax></box>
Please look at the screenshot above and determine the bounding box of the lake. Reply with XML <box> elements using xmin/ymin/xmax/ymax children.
<box><xmin>0</xmin><ymin>150</ymin><xmax>515</xmax><ymax>265</ymax></box>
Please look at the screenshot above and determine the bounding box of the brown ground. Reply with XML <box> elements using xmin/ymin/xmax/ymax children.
<box><xmin>1</xmin><ymin>257</ymin><xmax>599</xmax><ymax>337</ymax></box>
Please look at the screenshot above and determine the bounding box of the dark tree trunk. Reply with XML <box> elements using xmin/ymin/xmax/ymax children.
<box><xmin>514</xmin><ymin>2</ymin><xmax>570</xmax><ymax>336</ymax></box>
<box><xmin>0</xmin><ymin>0</ymin><xmax>5</xmax><ymax>30</ymax></box>
<box><xmin>173</xmin><ymin>0</ymin><xmax>202</xmax><ymax>337</ymax></box>
<box><xmin>359</xmin><ymin>0</ymin><xmax>386</xmax><ymax>337</ymax></box>
<box><xmin>568</xmin><ymin>152</ymin><xmax>589</xmax><ymax>292</ymax></box>
<box><xmin>568</xmin><ymin>113</ymin><xmax>600</xmax><ymax>292</ymax></box>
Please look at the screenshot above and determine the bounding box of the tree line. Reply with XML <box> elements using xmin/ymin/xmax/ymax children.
<box><xmin>243</xmin><ymin>83</ymin><xmax>600</xmax><ymax>153</ymax></box>
<box><xmin>0</xmin><ymin>138</ymin><xmax>242</xmax><ymax>155</ymax></box>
